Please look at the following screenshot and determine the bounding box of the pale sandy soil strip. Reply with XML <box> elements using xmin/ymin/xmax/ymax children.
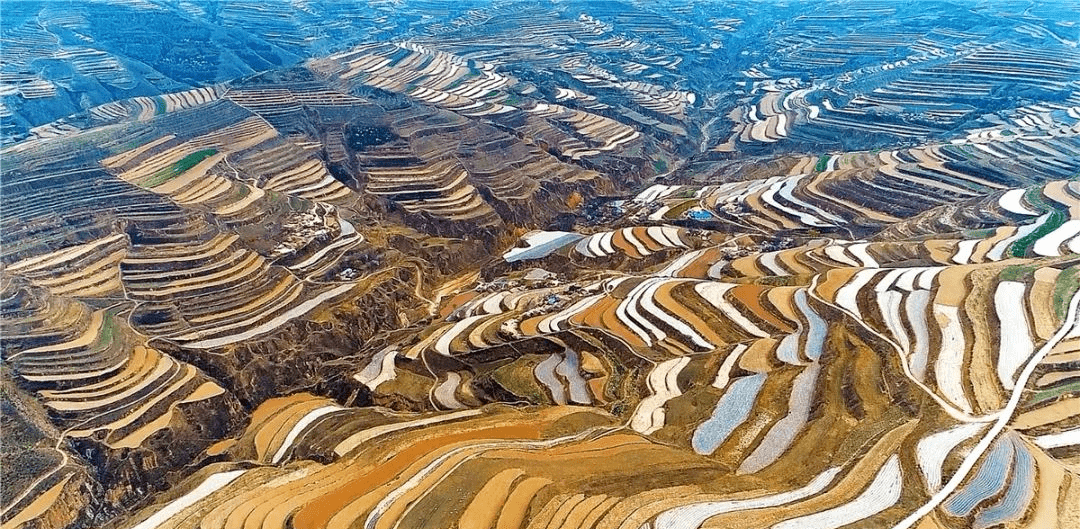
<box><xmin>1033</xmin><ymin>219</ymin><xmax>1080</xmax><ymax>257</ymax></box>
<box><xmin>458</xmin><ymin>469</ymin><xmax>525</xmax><ymax>529</ymax></box>
<box><xmin>101</xmin><ymin>134</ymin><xmax>176</xmax><ymax>168</ymax></box>
<box><xmin>652</xmin><ymin>466</ymin><xmax>843</xmax><ymax>529</ymax></box>
<box><xmin>214</xmin><ymin>184</ymin><xmax>265</xmax><ymax>216</ymax></box>
<box><xmin>987</xmin><ymin>213</ymin><xmax>1049</xmax><ymax>261</ymax></box>
<box><xmin>995</xmin><ymin>281</ymin><xmax>1035</xmax><ymax>390</ymax></box>
<box><xmin>113</xmin><ymin>381</ymin><xmax>223</xmax><ymax>450</ymax></box>
<box><xmin>271</xmin><ymin>405</ymin><xmax>346</xmax><ymax>464</ymax></box>
<box><xmin>433</xmin><ymin>373</ymin><xmax>466</xmax><ymax>410</ymax></box>
<box><xmin>292</xmin><ymin>228</ymin><xmax>363</xmax><ymax>271</ymax></box>
<box><xmin>7</xmin><ymin>234</ymin><xmax>127</xmax><ymax>273</ymax></box>
<box><xmin>951</xmin><ymin>240</ymin><xmax>979</xmax><ymax>265</ymax></box>
<box><xmin>915</xmin><ymin>423</ymin><xmax>985</xmax><ymax>493</ymax></box>
<box><xmin>694</xmin><ymin>283</ymin><xmax>769</xmax><ymax>338</ymax></box>
<box><xmin>22</xmin><ymin>356</ymin><xmax>129</xmax><ymax>383</ymax></box>
<box><xmin>631</xmin><ymin>357</ymin><xmax>690</xmax><ymax>434</ymax></box>
<box><xmin>122</xmin><ymin>234</ymin><xmax>236</xmax><ymax>265</ymax></box>
<box><xmin>555</xmin><ymin>494</ymin><xmax>613</xmax><ymax>529</ymax></box>
<box><xmin>533</xmin><ymin>494</ymin><xmax>586</xmax><ymax>529</ymax></box>
<box><xmin>905</xmin><ymin>290</ymin><xmax>933</xmax><ymax>380</ymax></box>
<box><xmin>556</xmin><ymin>350</ymin><xmax>592</xmax><ymax>405</ymax></box>
<box><xmin>0</xmin><ymin>474</ymin><xmax>74</xmax><ymax>529</ymax></box>
<box><xmin>640</xmin><ymin>279</ymin><xmax>713</xmax><ymax>349</ymax></box>
<box><xmin>1012</xmin><ymin>398</ymin><xmax>1080</xmax><ymax>430</ymax></box>
<box><xmin>893</xmin><ymin>288</ymin><xmax>1080</xmax><ymax>529</ymax></box>
<box><xmin>7</xmin><ymin>310</ymin><xmax>103</xmax><ymax>360</ymax></box>
<box><xmin>127</xmin><ymin>470</ymin><xmax>247</xmax><ymax>529</ymax></box>
<box><xmin>184</xmin><ymin>283</ymin><xmax>355</xmax><ymax>349</ymax></box>
<box><xmin>363</xmin><ymin>432</ymin><xmax>591</xmax><ymax>529</ymax></box>
<box><xmin>41</xmin><ymin>259</ymin><xmax>124</xmax><ymax>295</ymax></box>
<box><xmin>712</xmin><ymin>344</ymin><xmax>748</xmax><ymax>390</ymax></box>
<box><xmin>128</xmin><ymin>253</ymin><xmax>263</xmax><ymax>297</ymax></box>
<box><xmin>998</xmin><ymin>189</ymin><xmax>1039</xmax><ymax>216</ymax></box>
<box><xmin>186</xmin><ymin>275</ymin><xmax>298</xmax><ymax>325</ymax></box>
<box><xmin>354</xmin><ymin>348</ymin><xmax>399</xmax><ymax>390</ymax></box>
<box><xmin>497</xmin><ymin>477</ymin><xmax>554</xmax><ymax>529</ymax></box>
<box><xmin>1043</xmin><ymin>180</ymin><xmax>1080</xmax><ymax>217</ymax></box>
<box><xmin>1025</xmin><ymin>437</ymin><xmax>1066</xmax><ymax>527</ymax></box>
<box><xmin>738</xmin><ymin>362</ymin><xmax>821</xmax><ymax>474</ymax></box>
<box><xmin>535</xmin><ymin>353</ymin><xmax>567</xmax><ymax>405</ymax></box>
<box><xmin>333</xmin><ymin>409</ymin><xmax>484</xmax><ymax>457</ymax></box>
<box><xmin>773</xmin><ymin>455</ymin><xmax>902</xmax><ymax>529</ymax></box>
<box><xmin>434</xmin><ymin>315</ymin><xmax>486</xmax><ymax>356</ymax></box>
<box><xmin>834</xmin><ymin>269</ymin><xmax>879</xmax><ymax>318</ymax></box>
<box><xmin>41</xmin><ymin>346</ymin><xmax>156</xmax><ymax>399</ymax></box>
<box><xmin>67</xmin><ymin>366</ymin><xmax>197</xmax><ymax>442</ymax></box>
<box><xmin>150</xmin><ymin>153</ymin><xmax>225</xmax><ymax>194</ymax></box>
<box><xmin>1033</xmin><ymin>426</ymin><xmax>1080</xmax><ymax>449</ymax></box>
<box><xmin>933</xmin><ymin>304</ymin><xmax>974</xmax><ymax>414</ymax></box>
<box><xmin>45</xmin><ymin>356</ymin><xmax>172</xmax><ymax>411</ymax></box>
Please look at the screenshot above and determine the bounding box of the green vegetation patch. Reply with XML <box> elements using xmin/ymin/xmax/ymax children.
<box><xmin>1009</xmin><ymin>210</ymin><xmax>1065</xmax><ymax>258</ymax></box>
<box><xmin>491</xmin><ymin>357</ymin><xmax>549</xmax><ymax>404</ymax></box>
<box><xmin>673</xmin><ymin>187</ymin><xmax>697</xmax><ymax>199</ymax></box>
<box><xmin>665</xmin><ymin>199</ymin><xmax>697</xmax><ymax>219</ymax></box>
<box><xmin>233</xmin><ymin>182</ymin><xmax>251</xmax><ymax>199</ymax></box>
<box><xmin>814</xmin><ymin>154</ymin><xmax>830</xmax><ymax>172</ymax></box>
<box><xmin>141</xmin><ymin>149</ymin><xmax>217</xmax><ymax>188</ymax></box>
<box><xmin>963</xmin><ymin>227</ymin><xmax>997</xmax><ymax>240</ymax></box>
<box><xmin>1029</xmin><ymin>379</ymin><xmax>1080</xmax><ymax>406</ymax></box>
<box><xmin>1022</xmin><ymin>186</ymin><xmax>1052</xmax><ymax>212</ymax></box>
<box><xmin>1052</xmin><ymin>265</ymin><xmax>1080</xmax><ymax>321</ymax></box>
<box><xmin>98</xmin><ymin>317</ymin><xmax>115</xmax><ymax>345</ymax></box>
<box><xmin>653</xmin><ymin>159</ymin><xmax>668</xmax><ymax>173</ymax></box>
<box><xmin>154</xmin><ymin>96</ymin><xmax>167</xmax><ymax>115</ymax></box>
<box><xmin>92</xmin><ymin>308</ymin><xmax>122</xmax><ymax>351</ymax></box>
<box><xmin>118</xmin><ymin>138</ymin><xmax>147</xmax><ymax>153</ymax></box>
<box><xmin>998</xmin><ymin>263</ymin><xmax>1038</xmax><ymax>282</ymax></box>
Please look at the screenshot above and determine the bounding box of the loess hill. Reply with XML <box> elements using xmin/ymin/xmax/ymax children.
<box><xmin>2</xmin><ymin>2</ymin><xmax>1080</xmax><ymax>529</ymax></box>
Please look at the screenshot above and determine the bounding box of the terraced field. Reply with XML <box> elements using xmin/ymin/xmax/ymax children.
<box><xmin>0</xmin><ymin>275</ymin><xmax>243</xmax><ymax>522</ymax></box>
<box><xmin>96</xmin><ymin>244</ymin><xmax>1080</xmax><ymax>529</ymax></box>
<box><xmin>3</xmin><ymin>2</ymin><xmax>1080</xmax><ymax>529</ymax></box>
